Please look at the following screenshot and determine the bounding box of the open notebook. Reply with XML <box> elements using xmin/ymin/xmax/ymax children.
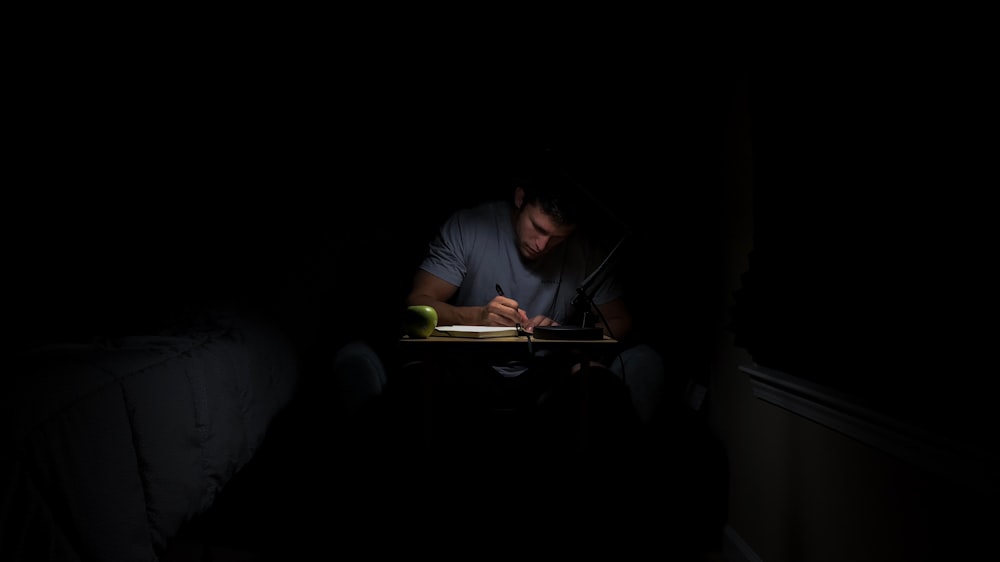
<box><xmin>432</xmin><ymin>325</ymin><xmax>520</xmax><ymax>338</ymax></box>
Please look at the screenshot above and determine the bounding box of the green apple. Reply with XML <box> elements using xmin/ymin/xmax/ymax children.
<box><xmin>402</xmin><ymin>305</ymin><xmax>438</xmax><ymax>338</ymax></box>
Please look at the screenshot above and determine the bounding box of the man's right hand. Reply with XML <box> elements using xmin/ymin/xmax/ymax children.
<box><xmin>489</xmin><ymin>295</ymin><xmax>530</xmax><ymax>327</ymax></box>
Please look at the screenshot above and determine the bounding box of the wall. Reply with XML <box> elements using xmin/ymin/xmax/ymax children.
<box><xmin>707</xmin><ymin>58</ymin><xmax>994</xmax><ymax>562</ymax></box>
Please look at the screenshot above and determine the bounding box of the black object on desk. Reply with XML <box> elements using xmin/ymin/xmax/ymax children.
<box><xmin>532</xmin><ymin>325</ymin><xmax>604</xmax><ymax>340</ymax></box>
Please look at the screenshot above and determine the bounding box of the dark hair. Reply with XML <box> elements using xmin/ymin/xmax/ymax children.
<box><xmin>514</xmin><ymin>155</ymin><xmax>590</xmax><ymax>227</ymax></box>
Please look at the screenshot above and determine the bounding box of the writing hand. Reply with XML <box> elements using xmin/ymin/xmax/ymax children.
<box><xmin>489</xmin><ymin>295</ymin><xmax>529</xmax><ymax>326</ymax></box>
<box><xmin>492</xmin><ymin>284</ymin><xmax>530</xmax><ymax>327</ymax></box>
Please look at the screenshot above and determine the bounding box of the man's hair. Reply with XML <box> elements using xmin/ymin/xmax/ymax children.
<box><xmin>515</xmin><ymin>156</ymin><xmax>590</xmax><ymax>227</ymax></box>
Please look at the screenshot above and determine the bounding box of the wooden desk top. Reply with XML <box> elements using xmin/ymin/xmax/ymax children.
<box><xmin>399</xmin><ymin>335</ymin><xmax>618</xmax><ymax>345</ymax></box>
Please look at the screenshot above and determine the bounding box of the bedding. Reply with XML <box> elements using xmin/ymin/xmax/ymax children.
<box><xmin>1</xmin><ymin>306</ymin><xmax>301</xmax><ymax>561</ymax></box>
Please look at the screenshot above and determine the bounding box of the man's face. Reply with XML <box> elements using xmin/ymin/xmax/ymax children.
<box><xmin>513</xmin><ymin>188</ymin><xmax>576</xmax><ymax>261</ymax></box>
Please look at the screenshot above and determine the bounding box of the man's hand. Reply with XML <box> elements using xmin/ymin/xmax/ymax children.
<box><xmin>485</xmin><ymin>296</ymin><xmax>560</xmax><ymax>331</ymax></box>
<box><xmin>488</xmin><ymin>295</ymin><xmax>530</xmax><ymax>327</ymax></box>
<box><xmin>522</xmin><ymin>315</ymin><xmax>559</xmax><ymax>332</ymax></box>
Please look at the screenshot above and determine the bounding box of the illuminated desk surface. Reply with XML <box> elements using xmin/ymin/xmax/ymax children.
<box><xmin>399</xmin><ymin>334</ymin><xmax>618</xmax><ymax>345</ymax></box>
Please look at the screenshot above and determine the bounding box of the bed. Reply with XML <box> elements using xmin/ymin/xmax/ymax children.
<box><xmin>1</xmin><ymin>304</ymin><xmax>303</xmax><ymax>561</ymax></box>
<box><xmin>0</xmin><ymin>187</ymin><xmax>338</xmax><ymax>561</ymax></box>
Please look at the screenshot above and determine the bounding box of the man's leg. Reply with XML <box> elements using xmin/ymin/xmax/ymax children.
<box><xmin>608</xmin><ymin>343</ymin><xmax>665</xmax><ymax>424</ymax></box>
<box><xmin>331</xmin><ymin>340</ymin><xmax>388</xmax><ymax>419</ymax></box>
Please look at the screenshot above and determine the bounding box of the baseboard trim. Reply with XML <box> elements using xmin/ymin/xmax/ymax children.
<box><xmin>741</xmin><ymin>363</ymin><xmax>996</xmax><ymax>491</ymax></box>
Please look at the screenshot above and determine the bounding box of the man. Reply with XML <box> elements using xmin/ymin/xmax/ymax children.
<box><xmin>404</xmin><ymin>158</ymin><xmax>664</xmax><ymax>428</ymax></box>
<box><xmin>407</xmin><ymin>164</ymin><xmax>627</xmax><ymax>338</ymax></box>
<box><xmin>328</xmin><ymin>158</ymin><xmax>670</xmax><ymax>540</ymax></box>
<box><xmin>327</xmin><ymin>159</ymin><xmax>695</xmax><ymax>551</ymax></box>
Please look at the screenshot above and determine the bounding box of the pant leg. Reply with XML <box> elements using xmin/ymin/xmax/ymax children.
<box><xmin>331</xmin><ymin>340</ymin><xmax>388</xmax><ymax>419</ymax></box>
<box><xmin>607</xmin><ymin>343</ymin><xmax>665</xmax><ymax>424</ymax></box>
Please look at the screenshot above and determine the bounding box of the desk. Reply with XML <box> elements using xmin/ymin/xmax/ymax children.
<box><xmin>397</xmin><ymin>335</ymin><xmax>621</xmax><ymax>450</ymax></box>
<box><xmin>399</xmin><ymin>334</ymin><xmax>618</xmax><ymax>353</ymax></box>
<box><xmin>398</xmin><ymin>334</ymin><xmax>618</xmax><ymax>344</ymax></box>
<box><xmin>398</xmin><ymin>334</ymin><xmax>619</xmax><ymax>369</ymax></box>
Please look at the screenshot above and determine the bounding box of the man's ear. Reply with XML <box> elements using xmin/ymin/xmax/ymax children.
<box><xmin>514</xmin><ymin>187</ymin><xmax>525</xmax><ymax>209</ymax></box>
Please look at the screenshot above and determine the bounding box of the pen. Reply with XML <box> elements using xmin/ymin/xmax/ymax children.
<box><xmin>495</xmin><ymin>284</ymin><xmax>524</xmax><ymax>333</ymax></box>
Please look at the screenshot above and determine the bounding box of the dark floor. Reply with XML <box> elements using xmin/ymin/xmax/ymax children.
<box><xmin>160</xmin><ymin>371</ymin><xmax>729</xmax><ymax>562</ymax></box>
